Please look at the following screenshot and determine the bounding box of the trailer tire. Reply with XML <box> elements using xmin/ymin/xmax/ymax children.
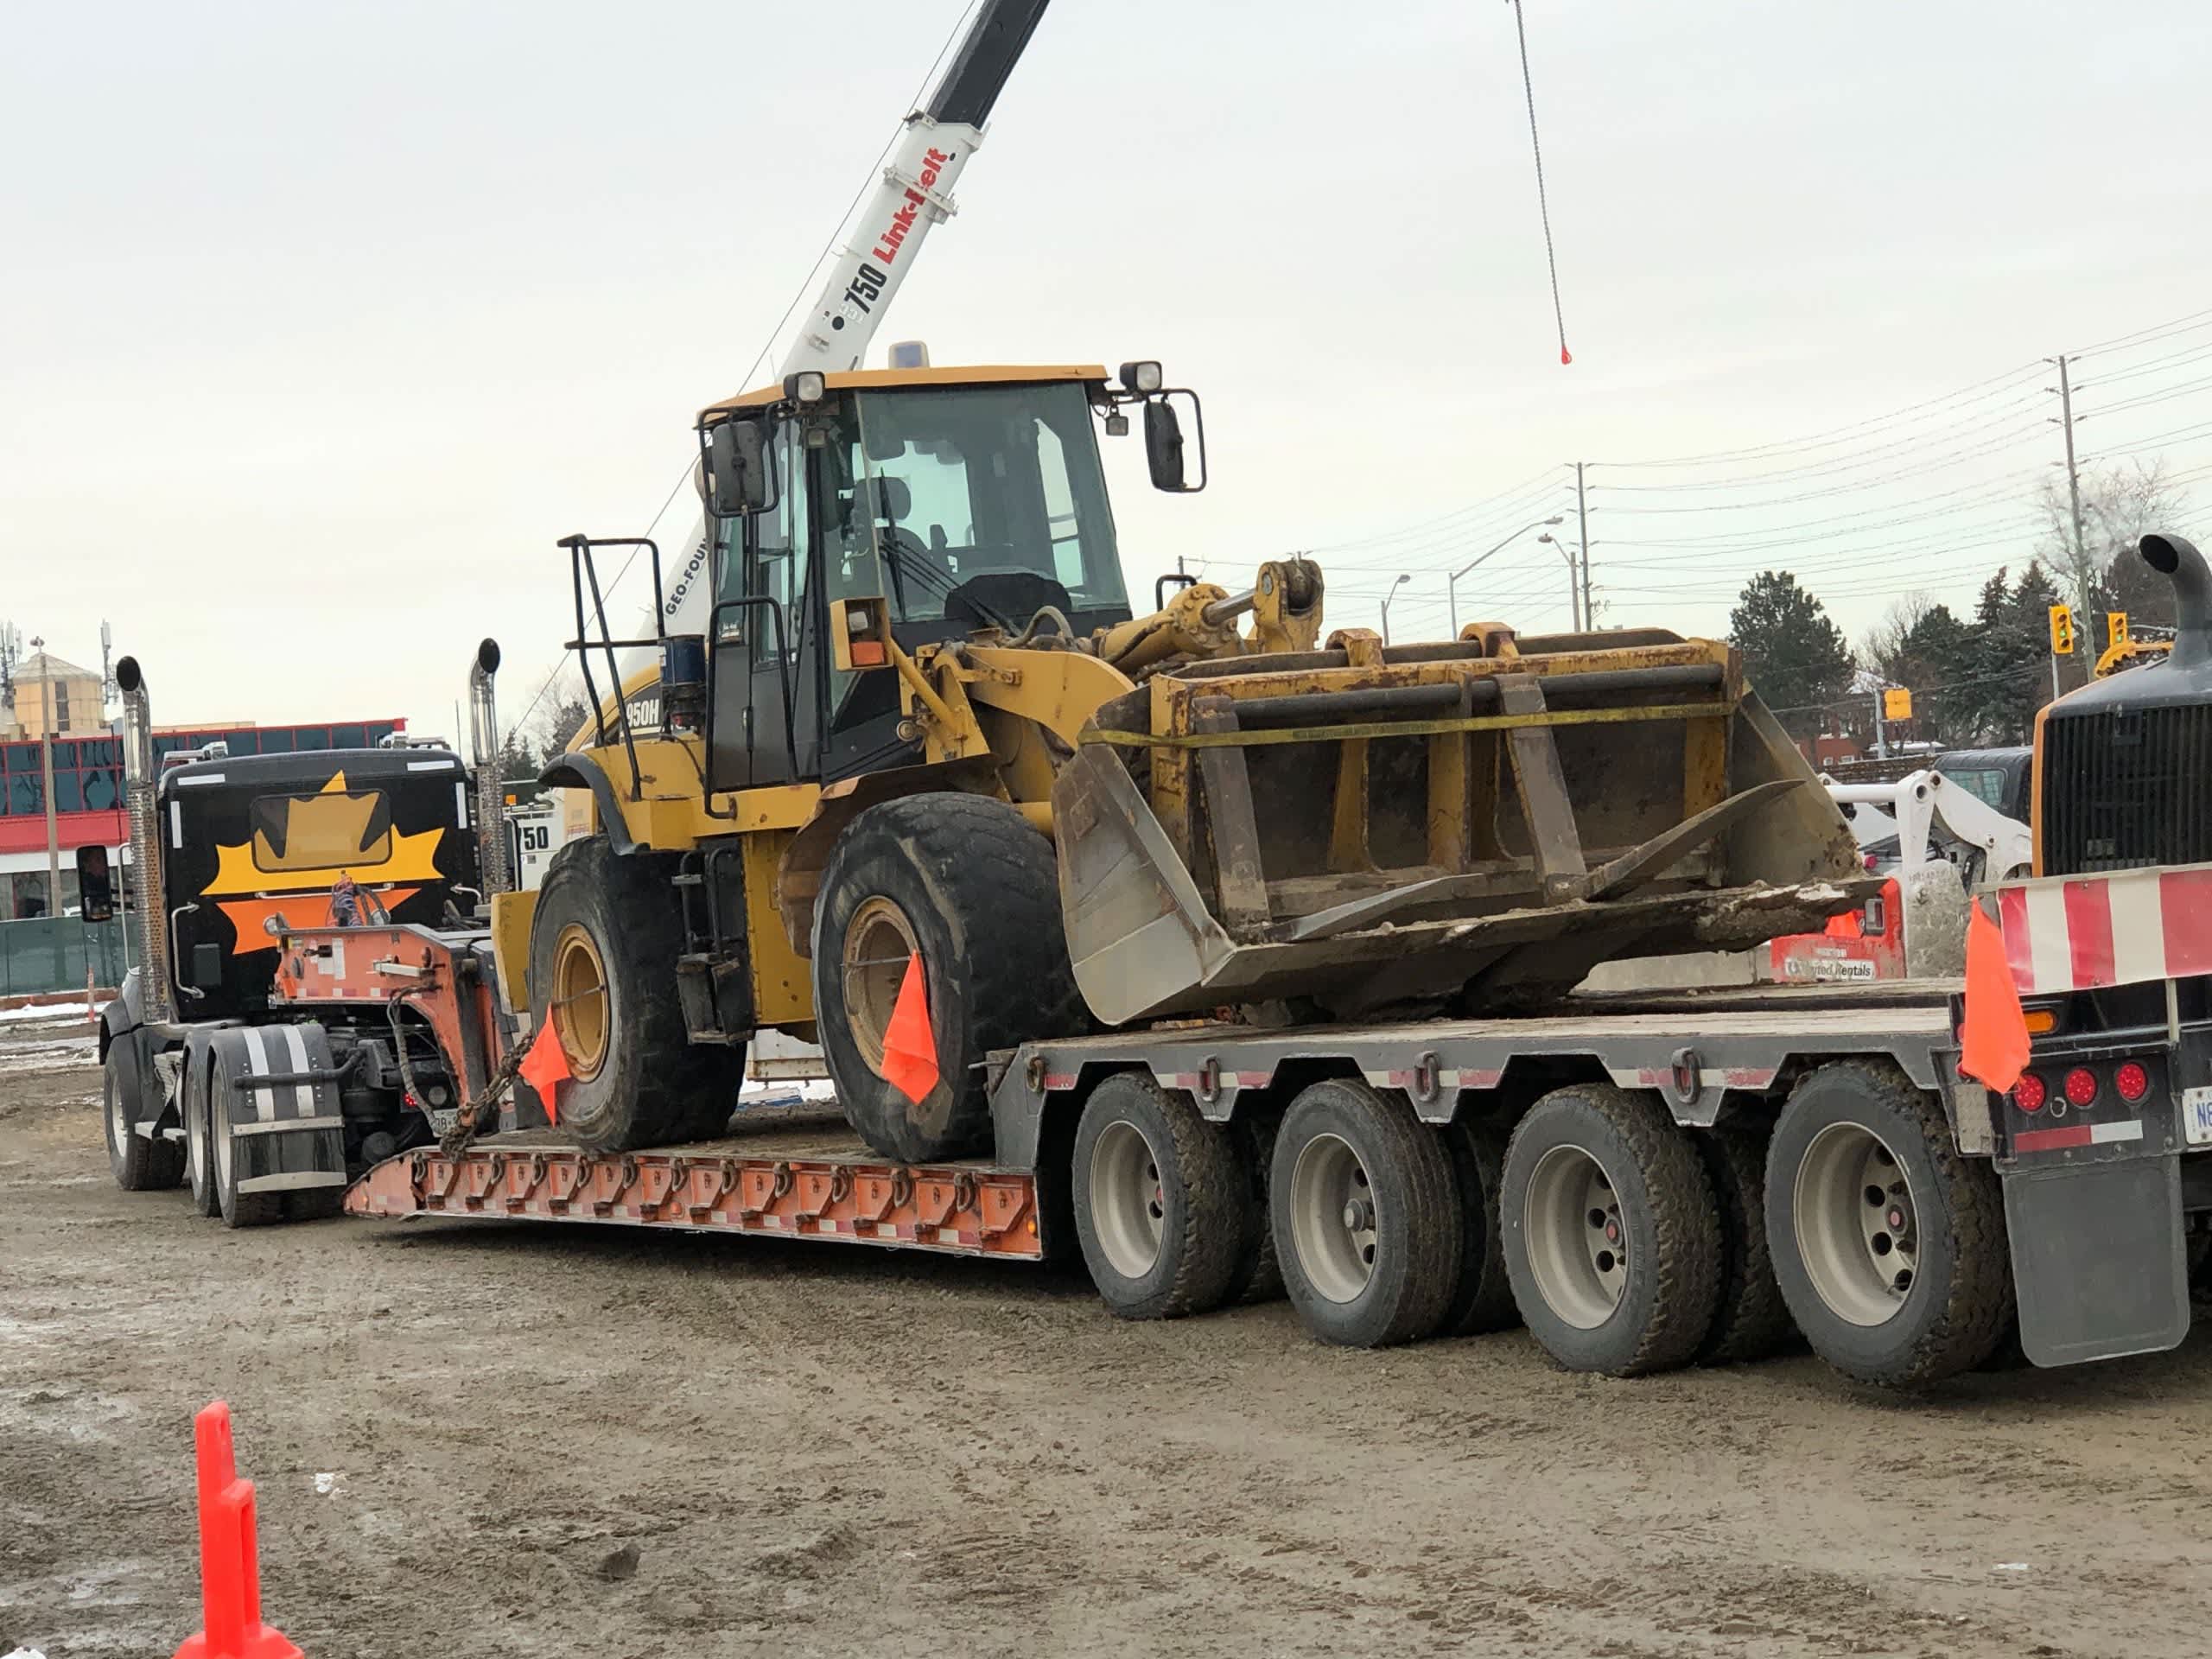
<box><xmin>1695</xmin><ymin>1120</ymin><xmax>1796</xmax><ymax>1363</ymax></box>
<box><xmin>1271</xmin><ymin>1079</ymin><xmax>1463</xmax><ymax>1348</ymax></box>
<box><xmin>1439</xmin><ymin>1118</ymin><xmax>1518</xmax><ymax>1337</ymax></box>
<box><xmin>104</xmin><ymin>1031</ymin><xmax>182</xmax><ymax>1192</ymax></box>
<box><xmin>528</xmin><ymin>836</ymin><xmax>744</xmax><ymax>1154</ymax></box>
<box><xmin>1223</xmin><ymin>1109</ymin><xmax>1284</xmax><ymax>1305</ymax></box>
<box><xmin>1072</xmin><ymin>1073</ymin><xmax>1249</xmax><ymax>1319</ymax></box>
<box><xmin>182</xmin><ymin>1031</ymin><xmax>220</xmax><ymax>1217</ymax></box>
<box><xmin>1765</xmin><ymin>1060</ymin><xmax>2012</xmax><ymax>1389</ymax></box>
<box><xmin>813</xmin><ymin>794</ymin><xmax>1085</xmax><ymax>1163</ymax></box>
<box><xmin>1502</xmin><ymin>1084</ymin><xmax>1721</xmax><ymax>1376</ymax></box>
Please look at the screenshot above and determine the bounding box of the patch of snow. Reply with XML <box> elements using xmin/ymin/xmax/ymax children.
<box><xmin>0</xmin><ymin>1000</ymin><xmax>91</xmax><ymax>1024</ymax></box>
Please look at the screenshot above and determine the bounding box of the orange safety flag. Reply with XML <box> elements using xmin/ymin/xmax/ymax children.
<box><xmin>881</xmin><ymin>952</ymin><xmax>941</xmax><ymax>1106</ymax></box>
<box><xmin>518</xmin><ymin>1012</ymin><xmax>572</xmax><ymax>1126</ymax></box>
<box><xmin>1958</xmin><ymin>898</ymin><xmax>2031</xmax><ymax>1093</ymax></box>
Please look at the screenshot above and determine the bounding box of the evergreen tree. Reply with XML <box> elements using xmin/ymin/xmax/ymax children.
<box><xmin>1727</xmin><ymin>570</ymin><xmax>1856</xmax><ymax>736</ymax></box>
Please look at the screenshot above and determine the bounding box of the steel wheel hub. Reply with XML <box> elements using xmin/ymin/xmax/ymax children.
<box><xmin>841</xmin><ymin>897</ymin><xmax>919</xmax><ymax>1077</ymax></box>
<box><xmin>1291</xmin><ymin>1134</ymin><xmax>1378</xmax><ymax>1304</ymax></box>
<box><xmin>1794</xmin><ymin>1122</ymin><xmax>1919</xmax><ymax>1326</ymax></box>
<box><xmin>1524</xmin><ymin>1145</ymin><xmax>1629</xmax><ymax>1329</ymax></box>
<box><xmin>550</xmin><ymin>923</ymin><xmax>611</xmax><ymax>1082</ymax></box>
<box><xmin>1089</xmin><ymin>1119</ymin><xmax>1166</xmax><ymax>1279</ymax></box>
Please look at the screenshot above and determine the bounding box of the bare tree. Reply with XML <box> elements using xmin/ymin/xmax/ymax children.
<box><xmin>1857</xmin><ymin>590</ymin><xmax>1941</xmax><ymax>682</ymax></box>
<box><xmin>2035</xmin><ymin>460</ymin><xmax>2195</xmax><ymax>624</ymax></box>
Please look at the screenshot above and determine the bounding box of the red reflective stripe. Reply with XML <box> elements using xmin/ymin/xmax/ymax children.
<box><xmin>2014</xmin><ymin>1123</ymin><xmax>2094</xmax><ymax>1153</ymax></box>
<box><xmin>1999</xmin><ymin>887</ymin><xmax>2037</xmax><ymax>991</ymax></box>
<box><xmin>2160</xmin><ymin>868</ymin><xmax>2212</xmax><ymax>978</ymax></box>
<box><xmin>2063</xmin><ymin>879</ymin><xmax>2116</xmax><ymax>988</ymax></box>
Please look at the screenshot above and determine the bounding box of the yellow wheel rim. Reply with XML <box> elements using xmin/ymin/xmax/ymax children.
<box><xmin>841</xmin><ymin>896</ymin><xmax>918</xmax><ymax>1077</ymax></box>
<box><xmin>550</xmin><ymin>922</ymin><xmax>610</xmax><ymax>1081</ymax></box>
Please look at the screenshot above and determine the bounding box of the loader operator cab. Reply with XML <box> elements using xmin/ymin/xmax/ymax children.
<box><xmin>696</xmin><ymin>362</ymin><xmax>1201</xmax><ymax>791</ymax></box>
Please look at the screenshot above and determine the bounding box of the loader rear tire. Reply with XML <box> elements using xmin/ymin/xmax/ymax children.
<box><xmin>528</xmin><ymin>837</ymin><xmax>745</xmax><ymax>1153</ymax></box>
<box><xmin>813</xmin><ymin>794</ymin><xmax>1085</xmax><ymax>1163</ymax></box>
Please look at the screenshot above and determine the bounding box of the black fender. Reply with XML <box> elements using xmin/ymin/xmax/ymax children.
<box><xmin>98</xmin><ymin>966</ymin><xmax>149</xmax><ymax>1062</ymax></box>
<box><xmin>538</xmin><ymin>751</ymin><xmax>637</xmax><ymax>855</ymax></box>
<box><xmin>207</xmin><ymin>1024</ymin><xmax>350</xmax><ymax>1208</ymax></box>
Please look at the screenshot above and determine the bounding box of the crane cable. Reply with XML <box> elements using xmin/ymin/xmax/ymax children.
<box><xmin>1510</xmin><ymin>0</ymin><xmax>1571</xmax><ymax>366</ymax></box>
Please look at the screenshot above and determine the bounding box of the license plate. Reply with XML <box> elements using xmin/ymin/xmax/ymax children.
<box><xmin>2183</xmin><ymin>1087</ymin><xmax>2212</xmax><ymax>1147</ymax></box>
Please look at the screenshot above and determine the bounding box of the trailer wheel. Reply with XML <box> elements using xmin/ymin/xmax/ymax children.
<box><xmin>1765</xmin><ymin>1061</ymin><xmax>2012</xmax><ymax>1389</ymax></box>
<box><xmin>1501</xmin><ymin>1084</ymin><xmax>1721</xmax><ymax>1376</ymax></box>
<box><xmin>528</xmin><ymin>836</ymin><xmax>744</xmax><ymax>1153</ymax></box>
<box><xmin>182</xmin><ymin>1031</ymin><xmax>220</xmax><ymax>1217</ymax></box>
<box><xmin>1071</xmin><ymin>1073</ymin><xmax>1249</xmax><ymax>1319</ymax></box>
<box><xmin>1271</xmin><ymin>1079</ymin><xmax>1463</xmax><ymax>1347</ymax></box>
<box><xmin>1223</xmin><ymin>1109</ymin><xmax>1284</xmax><ymax>1305</ymax></box>
<box><xmin>812</xmin><ymin>794</ymin><xmax>1085</xmax><ymax>1163</ymax></box>
<box><xmin>1439</xmin><ymin>1119</ymin><xmax>1518</xmax><ymax>1337</ymax></box>
<box><xmin>104</xmin><ymin>1031</ymin><xmax>181</xmax><ymax>1192</ymax></box>
<box><xmin>1695</xmin><ymin>1121</ymin><xmax>1796</xmax><ymax>1363</ymax></box>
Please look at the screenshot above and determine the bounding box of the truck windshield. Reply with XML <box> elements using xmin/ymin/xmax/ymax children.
<box><xmin>836</xmin><ymin>383</ymin><xmax>1128</xmax><ymax>624</ymax></box>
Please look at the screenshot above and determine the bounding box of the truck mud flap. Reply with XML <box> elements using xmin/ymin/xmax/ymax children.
<box><xmin>2003</xmin><ymin>1156</ymin><xmax>2190</xmax><ymax>1368</ymax></box>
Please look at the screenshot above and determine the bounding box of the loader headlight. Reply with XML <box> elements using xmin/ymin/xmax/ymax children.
<box><xmin>1118</xmin><ymin>360</ymin><xmax>1164</xmax><ymax>395</ymax></box>
<box><xmin>784</xmin><ymin>370</ymin><xmax>828</xmax><ymax>405</ymax></box>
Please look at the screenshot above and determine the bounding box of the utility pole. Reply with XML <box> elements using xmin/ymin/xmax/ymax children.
<box><xmin>1574</xmin><ymin>461</ymin><xmax>1592</xmax><ymax>630</ymax></box>
<box><xmin>2049</xmin><ymin>354</ymin><xmax>2091</xmax><ymax>626</ymax></box>
<box><xmin>31</xmin><ymin>635</ymin><xmax>60</xmax><ymax>916</ymax></box>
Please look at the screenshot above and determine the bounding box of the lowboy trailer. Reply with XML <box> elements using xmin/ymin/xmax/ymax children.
<box><xmin>343</xmin><ymin>976</ymin><xmax>2211</xmax><ymax>1391</ymax></box>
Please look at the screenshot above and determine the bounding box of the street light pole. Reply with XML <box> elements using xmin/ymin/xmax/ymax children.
<box><xmin>1379</xmin><ymin>572</ymin><xmax>1411</xmax><ymax>645</ymax></box>
<box><xmin>1447</xmin><ymin>516</ymin><xmax>1566</xmax><ymax>637</ymax></box>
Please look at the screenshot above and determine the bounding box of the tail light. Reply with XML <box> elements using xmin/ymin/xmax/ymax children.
<box><xmin>2012</xmin><ymin>1072</ymin><xmax>2048</xmax><ymax>1113</ymax></box>
<box><xmin>2063</xmin><ymin>1067</ymin><xmax>2099</xmax><ymax>1107</ymax></box>
<box><xmin>2116</xmin><ymin>1061</ymin><xmax>2152</xmax><ymax>1103</ymax></box>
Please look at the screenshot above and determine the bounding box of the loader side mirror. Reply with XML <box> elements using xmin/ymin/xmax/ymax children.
<box><xmin>705</xmin><ymin>419</ymin><xmax>774</xmax><ymax>518</ymax></box>
<box><xmin>1144</xmin><ymin>391</ymin><xmax>1206</xmax><ymax>493</ymax></box>
<box><xmin>75</xmin><ymin>843</ymin><xmax>115</xmax><ymax>924</ymax></box>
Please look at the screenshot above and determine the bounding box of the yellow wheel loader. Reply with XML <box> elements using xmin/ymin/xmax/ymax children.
<box><xmin>493</xmin><ymin>359</ymin><xmax>1873</xmax><ymax>1163</ymax></box>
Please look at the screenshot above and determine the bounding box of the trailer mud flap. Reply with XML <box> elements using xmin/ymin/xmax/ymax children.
<box><xmin>2003</xmin><ymin>1156</ymin><xmax>2190</xmax><ymax>1367</ymax></box>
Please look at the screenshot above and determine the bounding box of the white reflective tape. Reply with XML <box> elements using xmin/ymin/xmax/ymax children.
<box><xmin>2024</xmin><ymin>883</ymin><xmax>2073</xmax><ymax>993</ymax></box>
<box><xmin>229</xmin><ymin>1116</ymin><xmax>345</xmax><ymax>1136</ymax></box>
<box><xmin>408</xmin><ymin>760</ymin><xmax>457</xmax><ymax>772</ymax></box>
<box><xmin>240</xmin><ymin>1028</ymin><xmax>276</xmax><ymax>1122</ymax></box>
<box><xmin>278</xmin><ymin>1023</ymin><xmax>315</xmax><ymax>1118</ymax></box>
<box><xmin>2089</xmin><ymin>1119</ymin><xmax>2146</xmax><ymax>1145</ymax></box>
<box><xmin>173</xmin><ymin>772</ymin><xmax>227</xmax><ymax>786</ymax></box>
<box><xmin>169</xmin><ymin>801</ymin><xmax>183</xmax><ymax>848</ymax></box>
<box><xmin>454</xmin><ymin>779</ymin><xmax>468</xmax><ymax>828</ymax></box>
<box><xmin>2108</xmin><ymin>873</ymin><xmax>2169</xmax><ymax>986</ymax></box>
<box><xmin>236</xmin><ymin>1171</ymin><xmax>348</xmax><ymax>1193</ymax></box>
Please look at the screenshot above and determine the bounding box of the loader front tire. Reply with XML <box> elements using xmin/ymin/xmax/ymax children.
<box><xmin>813</xmin><ymin>794</ymin><xmax>1085</xmax><ymax>1163</ymax></box>
<box><xmin>528</xmin><ymin>836</ymin><xmax>744</xmax><ymax>1153</ymax></box>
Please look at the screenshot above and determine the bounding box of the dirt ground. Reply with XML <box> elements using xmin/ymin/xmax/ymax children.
<box><xmin>7</xmin><ymin>1018</ymin><xmax>2212</xmax><ymax>1659</ymax></box>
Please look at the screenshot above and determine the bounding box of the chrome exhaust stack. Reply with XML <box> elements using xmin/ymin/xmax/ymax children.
<box><xmin>115</xmin><ymin>655</ymin><xmax>171</xmax><ymax>1022</ymax></box>
<box><xmin>468</xmin><ymin>638</ymin><xmax>512</xmax><ymax>894</ymax></box>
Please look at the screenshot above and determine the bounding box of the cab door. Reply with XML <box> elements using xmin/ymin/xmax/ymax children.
<box><xmin>708</xmin><ymin>423</ymin><xmax>817</xmax><ymax>791</ymax></box>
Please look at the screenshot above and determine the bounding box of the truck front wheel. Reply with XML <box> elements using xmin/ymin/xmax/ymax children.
<box><xmin>1765</xmin><ymin>1061</ymin><xmax>2011</xmax><ymax>1389</ymax></box>
<box><xmin>104</xmin><ymin>1032</ymin><xmax>182</xmax><ymax>1192</ymax></box>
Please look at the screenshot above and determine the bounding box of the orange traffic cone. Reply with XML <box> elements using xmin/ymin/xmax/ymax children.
<box><xmin>174</xmin><ymin>1402</ymin><xmax>302</xmax><ymax>1659</ymax></box>
<box><xmin>880</xmin><ymin>953</ymin><xmax>941</xmax><ymax>1106</ymax></box>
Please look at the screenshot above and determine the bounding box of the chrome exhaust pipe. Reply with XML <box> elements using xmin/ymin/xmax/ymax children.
<box><xmin>468</xmin><ymin>639</ymin><xmax>512</xmax><ymax>894</ymax></box>
<box><xmin>115</xmin><ymin>656</ymin><xmax>171</xmax><ymax>1022</ymax></box>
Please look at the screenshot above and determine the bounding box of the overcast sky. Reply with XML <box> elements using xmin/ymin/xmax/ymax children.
<box><xmin>8</xmin><ymin>0</ymin><xmax>2212</xmax><ymax>741</ymax></box>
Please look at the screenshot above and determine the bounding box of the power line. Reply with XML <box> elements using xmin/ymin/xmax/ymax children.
<box><xmin>1509</xmin><ymin>0</ymin><xmax>1571</xmax><ymax>366</ymax></box>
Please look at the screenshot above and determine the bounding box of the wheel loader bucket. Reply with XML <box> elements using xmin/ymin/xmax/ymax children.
<box><xmin>1052</xmin><ymin>627</ymin><xmax>1877</xmax><ymax>1027</ymax></box>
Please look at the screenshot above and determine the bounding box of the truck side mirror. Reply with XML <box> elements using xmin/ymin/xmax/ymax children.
<box><xmin>74</xmin><ymin>843</ymin><xmax>115</xmax><ymax>924</ymax></box>
<box><xmin>1144</xmin><ymin>392</ymin><xmax>1207</xmax><ymax>493</ymax></box>
<box><xmin>705</xmin><ymin>419</ymin><xmax>774</xmax><ymax>518</ymax></box>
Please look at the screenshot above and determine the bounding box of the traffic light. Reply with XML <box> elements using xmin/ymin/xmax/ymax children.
<box><xmin>2050</xmin><ymin>604</ymin><xmax>2076</xmax><ymax>656</ymax></box>
<box><xmin>1882</xmin><ymin>687</ymin><xmax>1913</xmax><ymax>721</ymax></box>
<box><xmin>2108</xmin><ymin>611</ymin><xmax>2130</xmax><ymax>650</ymax></box>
